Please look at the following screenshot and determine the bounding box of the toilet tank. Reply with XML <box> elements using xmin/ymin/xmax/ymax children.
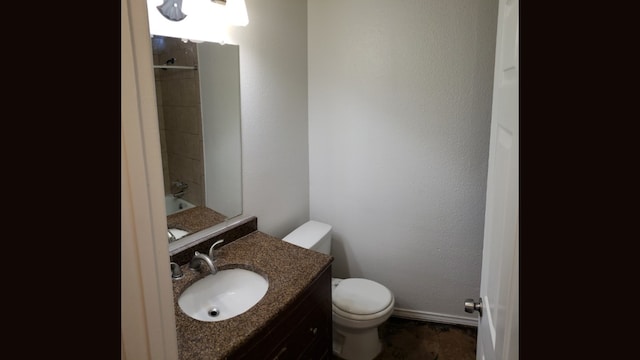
<box><xmin>282</xmin><ymin>220</ymin><xmax>332</xmax><ymax>255</ymax></box>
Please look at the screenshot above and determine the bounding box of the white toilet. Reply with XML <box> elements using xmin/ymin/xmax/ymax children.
<box><xmin>283</xmin><ymin>220</ymin><xmax>395</xmax><ymax>360</ymax></box>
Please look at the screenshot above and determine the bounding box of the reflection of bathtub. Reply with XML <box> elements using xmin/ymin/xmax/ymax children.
<box><xmin>165</xmin><ymin>195</ymin><xmax>196</xmax><ymax>216</ymax></box>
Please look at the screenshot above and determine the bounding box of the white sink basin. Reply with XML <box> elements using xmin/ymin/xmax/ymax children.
<box><xmin>168</xmin><ymin>228</ymin><xmax>189</xmax><ymax>242</ymax></box>
<box><xmin>178</xmin><ymin>268</ymin><xmax>269</xmax><ymax>322</ymax></box>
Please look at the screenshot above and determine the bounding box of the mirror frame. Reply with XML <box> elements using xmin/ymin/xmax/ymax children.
<box><xmin>168</xmin><ymin>214</ymin><xmax>253</xmax><ymax>255</ymax></box>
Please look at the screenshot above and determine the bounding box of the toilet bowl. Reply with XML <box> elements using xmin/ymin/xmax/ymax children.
<box><xmin>331</xmin><ymin>278</ymin><xmax>395</xmax><ymax>360</ymax></box>
<box><xmin>283</xmin><ymin>221</ymin><xmax>395</xmax><ymax>360</ymax></box>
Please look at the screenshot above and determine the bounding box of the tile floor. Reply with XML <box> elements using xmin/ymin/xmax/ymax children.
<box><xmin>334</xmin><ymin>317</ymin><xmax>478</xmax><ymax>360</ymax></box>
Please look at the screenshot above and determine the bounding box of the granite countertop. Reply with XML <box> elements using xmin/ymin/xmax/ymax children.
<box><xmin>167</xmin><ymin>206</ymin><xmax>227</xmax><ymax>235</ymax></box>
<box><xmin>172</xmin><ymin>230</ymin><xmax>333</xmax><ymax>359</ymax></box>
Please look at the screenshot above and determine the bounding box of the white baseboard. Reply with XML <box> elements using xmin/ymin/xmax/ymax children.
<box><xmin>392</xmin><ymin>308</ymin><xmax>478</xmax><ymax>327</ymax></box>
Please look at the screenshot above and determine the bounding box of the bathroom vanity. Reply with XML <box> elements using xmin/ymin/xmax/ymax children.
<box><xmin>170</xmin><ymin>220</ymin><xmax>333</xmax><ymax>359</ymax></box>
<box><xmin>234</xmin><ymin>262</ymin><xmax>332</xmax><ymax>359</ymax></box>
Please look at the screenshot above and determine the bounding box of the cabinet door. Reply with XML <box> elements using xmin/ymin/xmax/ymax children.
<box><xmin>267</xmin><ymin>270</ymin><xmax>332</xmax><ymax>359</ymax></box>
<box><xmin>268</xmin><ymin>297</ymin><xmax>331</xmax><ymax>359</ymax></box>
<box><xmin>233</xmin><ymin>265</ymin><xmax>332</xmax><ymax>359</ymax></box>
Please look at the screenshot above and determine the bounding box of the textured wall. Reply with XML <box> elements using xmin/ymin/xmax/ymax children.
<box><xmin>226</xmin><ymin>0</ymin><xmax>499</xmax><ymax>322</ymax></box>
<box><xmin>228</xmin><ymin>0</ymin><xmax>310</xmax><ymax>237</ymax></box>
<box><xmin>308</xmin><ymin>0</ymin><xmax>498</xmax><ymax>320</ymax></box>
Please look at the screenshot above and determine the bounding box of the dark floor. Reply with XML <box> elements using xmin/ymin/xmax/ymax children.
<box><xmin>334</xmin><ymin>317</ymin><xmax>477</xmax><ymax>360</ymax></box>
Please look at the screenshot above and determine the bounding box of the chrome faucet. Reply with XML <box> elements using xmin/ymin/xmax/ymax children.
<box><xmin>208</xmin><ymin>239</ymin><xmax>225</xmax><ymax>259</ymax></box>
<box><xmin>189</xmin><ymin>239</ymin><xmax>225</xmax><ymax>275</ymax></box>
<box><xmin>189</xmin><ymin>252</ymin><xmax>217</xmax><ymax>275</ymax></box>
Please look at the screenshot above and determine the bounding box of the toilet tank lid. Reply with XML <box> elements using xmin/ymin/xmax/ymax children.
<box><xmin>282</xmin><ymin>220</ymin><xmax>332</xmax><ymax>249</ymax></box>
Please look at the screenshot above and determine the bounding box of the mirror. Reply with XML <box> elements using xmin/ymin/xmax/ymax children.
<box><xmin>151</xmin><ymin>35</ymin><xmax>242</xmax><ymax>244</ymax></box>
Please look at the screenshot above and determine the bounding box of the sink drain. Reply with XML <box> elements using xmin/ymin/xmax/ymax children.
<box><xmin>208</xmin><ymin>308</ymin><xmax>220</xmax><ymax>317</ymax></box>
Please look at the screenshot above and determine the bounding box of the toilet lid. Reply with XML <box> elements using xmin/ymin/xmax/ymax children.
<box><xmin>332</xmin><ymin>278</ymin><xmax>392</xmax><ymax>315</ymax></box>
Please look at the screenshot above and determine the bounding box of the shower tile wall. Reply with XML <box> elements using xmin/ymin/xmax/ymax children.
<box><xmin>152</xmin><ymin>36</ymin><xmax>205</xmax><ymax>207</ymax></box>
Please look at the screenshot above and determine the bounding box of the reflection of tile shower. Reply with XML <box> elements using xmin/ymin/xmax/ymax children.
<box><xmin>152</xmin><ymin>36</ymin><xmax>205</xmax><ymax>207</ymax></box>
<box><xmin>172</xmin><ymin>180</ymin><xmax>189</xmax><ymax>198</ymax></box>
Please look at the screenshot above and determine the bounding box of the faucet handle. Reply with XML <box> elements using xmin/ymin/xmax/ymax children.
<box><xmin>170</xmin><ymin>262</ymin><xmax>183</xmax><ymax>280</ymax></box>
<box><xmin>208</xmin><ymin>239</ymin><xmax>225</xmax><ymax>259</ymax></box>
<box><xmin>189</xmin><ymin>251</ymin><xmax>204</xmax><ymax>271</ymax></box>
<box><xmin>172</xmin><ymin>180</ymin><xmax>189</xmax><ymax>190</ymax></box>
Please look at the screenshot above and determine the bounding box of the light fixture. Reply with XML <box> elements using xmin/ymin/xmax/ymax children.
<box><xmin>146</xmin><ymin>0</ymin><xmax>249</xmax><ymax>44</ymax></box>
<box><xmin>156</xmin><ymin>0</ymin><xmax>187</xmax><ymax>21</ymax></box>
<box><xmin>225</xmin><ymin>0</ymin><xmax>249</xmax><ymax>26</ymax></box>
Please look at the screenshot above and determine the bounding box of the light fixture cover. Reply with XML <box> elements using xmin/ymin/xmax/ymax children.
<box><xmin>226</xmin><ymin>0</ymin><xmax>249</xmax><ymax>26</ymax></box>
<box><xmin>147</xmin><ymin>0</ymin><xmax>249</xmax><ymax>44</ymax></box>
<box><xmin>157</xmin><ymin>0</ymin><xmax>187</xmax><ymax>21</ymax></box>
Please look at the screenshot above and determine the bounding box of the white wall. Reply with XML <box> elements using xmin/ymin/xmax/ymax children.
<box><xmin>228</xmin><ymin>0</ymin><xmax>310</xmax><ymax>237</ymax></box>
<box><xmin>309</xmin><ymin>0</ymin><xmax>498</xmax><ymax>321</ymax></box>
<box><xmin>225</xmin><ymin>0</ymin><xmax>498</xmax><ymax>323</ymax></box>
<box><xmin>199</xmin><ymin>43</ymin><xmax>242</xmax><ymax>218</ymax></box>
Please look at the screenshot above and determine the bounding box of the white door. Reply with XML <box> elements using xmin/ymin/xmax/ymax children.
<box><xmin>465</xmin><ymin>0</ymin><xmax>519</xmax><ymax>359</ymax></box>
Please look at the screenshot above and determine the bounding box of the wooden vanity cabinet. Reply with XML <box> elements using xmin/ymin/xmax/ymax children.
<box><xmin>232</xmin><ymin>264</ymin><xmax>333</xmax><ymax>359</ymax></box>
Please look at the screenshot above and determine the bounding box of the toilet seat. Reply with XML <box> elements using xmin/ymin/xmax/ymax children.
<box><xmin>332</xmin><ymin>278</ymin><xmax>393</xmax><ymax>321</ymax></box>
